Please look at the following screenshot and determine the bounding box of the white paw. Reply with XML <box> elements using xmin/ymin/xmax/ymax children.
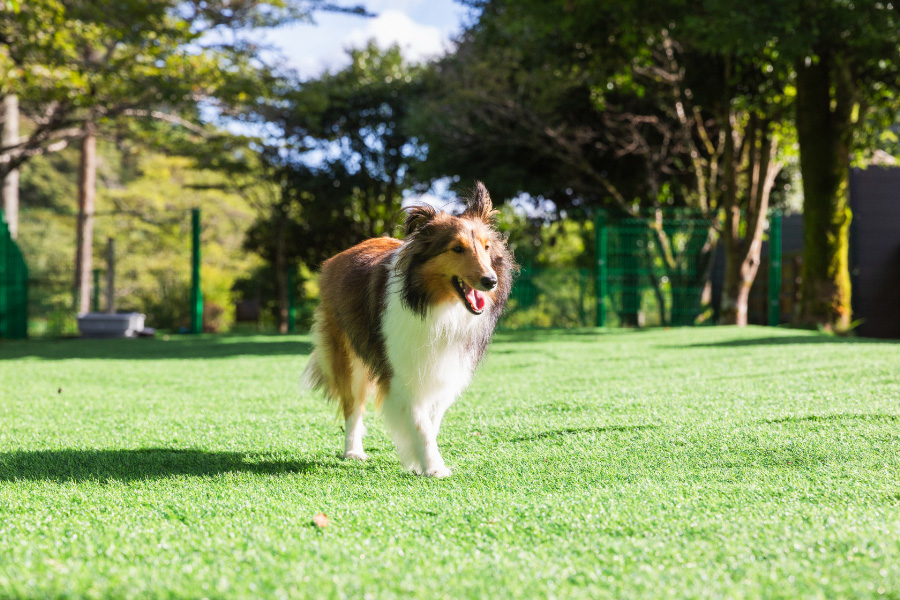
<box><xmin>424</xmin><ymin>465</ymin><xmax>452</xmax><ymax>478</ymax></box>
<box><xmin>342</xmin><ymin>450</ymin><xmax>368</xmax><ymax>461</ymax></box>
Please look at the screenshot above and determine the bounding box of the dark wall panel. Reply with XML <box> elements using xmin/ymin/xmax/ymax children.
<box><xmin>850</xmin><ymin>167</ymin><xmax>900</xmax><ymax>339</ymax></box>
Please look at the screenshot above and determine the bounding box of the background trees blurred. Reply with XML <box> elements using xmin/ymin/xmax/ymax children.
<box><xmin>3</xmin><ymin>0</ymin><xmax>899</xmax><ymax>333</ymax></box>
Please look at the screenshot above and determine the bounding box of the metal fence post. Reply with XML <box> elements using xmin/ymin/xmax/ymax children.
<box><xmin>20</xmin><ymin>260</ymin><xmax>27</xmax><ymax>339</ymax></box>
<box><xmin>1</xmin><ymin>209</ymin><xmax>28</xmax><ymax>339</ymax></box>
<box><xmin>190</xmin><ymin>208</ymin><xmax>203</xmax><ymax>334</ymax></box>
<box><xmin>287</xmin><ymin>268</ymin><xmax>296</xmax><ymax>333</ymax></box>
<box><xmin>0</xmin><ymin>211</ymin><xmax>8</xmax><ymax>338</ymax></box>
<box><xmin>92</xmin><ymin>269</ymin><xmax>100</xmax><ymax>312</ymax></box>
<box><xmin>595</xmin><ymin>209</ymin><xmax>608</xmax><ymax>327</ymax></box>
<box><xmin>768</xmin><ymin>211</ymin><xmax>782</xmax><ymax>327</ymax></box>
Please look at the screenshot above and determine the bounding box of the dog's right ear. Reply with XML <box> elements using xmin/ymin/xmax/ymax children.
<box><xmin>405</xmin><ymin>203</ymin><xmax>438</xmax><ymax>235</ymax></box>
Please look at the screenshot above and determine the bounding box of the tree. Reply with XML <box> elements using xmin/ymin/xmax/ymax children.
<box><xmin>783</xmin><ymin>3</ymin><xmax>900</xmax><ymax>329</ymax></box>
<box><xmin>16</xmin><ymin>146</ymin><xmax>264</xmax><ymax>333</ymax></box>
<box><xmin>1</xmin><ymin>0</ymin><xmax>367</xmax><ymax>313</ymax></box>
<box><xmin>660</xmin><ymin>0</ymin><xmax>900</xmax><ymax>328</ymax></box>
<box><xmin>240</xmin><ymin>44</ymin><xmax>427</xmax><ymax>332</ymax></box>
<box><xmin>416</xmin><ymin>0</ymin><xmax>794</xmax><ymax>325</ymax></box>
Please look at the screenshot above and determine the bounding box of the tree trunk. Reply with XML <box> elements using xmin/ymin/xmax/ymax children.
<box><xmin>720</xmin><ymin>208</ymin><xmax>767</xmax><ymax>326</ymax></box>
<box><xmin>795</xmin><ymin>55</ymin><xmax>853</xmax><ymax>330</ymax></box>
<box><xmin>2</xmin><ymin>94</ymin><xmax>19</xmax><ymax>239</ymax></box>
<box><xmin>74</xmin><ymin>121</ymin><xmax>97</xmax><ymax>314</ymax></box>
<box><xmin>718</xmin><ymin>104</ymin><xmax>748</xmax><ymax>326</ymax></box>
<box><xmin>720</xmin><ymin>237</ymin><xmax>763</xmax><ymax>326</ymax></box>
<box><xmin>719</xmin><ymin>207</ymin><xmax>745</xmax><ymax>325</ymax></box>
<box><xmin>719</xmin><ymin>109</ymin><xmax>780</xmax><ymax>327</ymax></box>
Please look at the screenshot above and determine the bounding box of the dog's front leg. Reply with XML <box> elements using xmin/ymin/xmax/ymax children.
<box><xmin>413</xmin><ymin>402</ymin><xmax>451</xmax><ymax>478</ymax></box>
<box><xmin>383</xmin><ymin>390</ymin><xmax>451</xmax><ymax>478</ymax></box>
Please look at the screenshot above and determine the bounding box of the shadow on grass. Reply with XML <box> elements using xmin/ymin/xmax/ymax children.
<box><xmin>493</xmin><ymin>328</ymin><xmax>653</xmax><ymax>343</ymax></box>
<box><xmin>673</xmin><ymin>335</ymin><xmax>896</xmax><ymax>348</ymax></box>
<box><xmin>760</xmin><ymin>413</ymin><xmax>900</xmax><ymax>425</ymax></box>
<box><xmin>0</xmin><ymin>448</ymin><xmax>330</xmax><ymax>482</ymax></box>
<box><xmin>511</xmin><ymin>423</ymin><xmax>658</xmax><ymax>442</ymax></box>
<box><xmin>0</xmin><ymin>336</ymin><xmax>312</xmax><ymax>361</ymax></box>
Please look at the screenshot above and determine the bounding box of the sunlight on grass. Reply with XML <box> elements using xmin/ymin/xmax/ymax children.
<box><xmin>1</xmin><ymin>327</ymin><xmax>899</xmax><ymax>598</ymax></box>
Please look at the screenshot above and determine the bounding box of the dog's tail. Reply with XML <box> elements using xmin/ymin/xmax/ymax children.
<box><xmin>300</xmin><ymin>351</ymin><xmax>325</xmax><ymax>391</ymax></box>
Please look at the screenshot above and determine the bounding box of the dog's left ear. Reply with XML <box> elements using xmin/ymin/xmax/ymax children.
<box><xmin>463</xmin><ymin>181</ymin><xmax>498</xmax><ymax>223</ymax></box>
<box><xmin>405</xmin><ymin>203</ymin><xmax>438</xmax><ymax>235</ymax></box>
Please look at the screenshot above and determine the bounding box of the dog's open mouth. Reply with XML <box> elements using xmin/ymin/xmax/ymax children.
<box><xmin>452</xmin><ymin>276</ymin><xmax>486</xmax><ymax>315</ymax></box>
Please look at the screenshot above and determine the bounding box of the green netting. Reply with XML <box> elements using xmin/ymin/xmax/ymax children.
<box><xmin>605</xmin><ymin>211</ymin><xmax>716</xmax><ymax>327</ymax></box>
<box><xmin>503</xmin><ymin>266</ymin><xmax>596</xmax><ymax>329</ymax></box>
<box><xmin>0</xmin><ymin>210</ymin><xmax>29</xmax><ymax>339</ymax></box>
<box><xmin>503</xmin><ymin>209</ymin><xmax>718</xmax><ymax>329</ymax></box>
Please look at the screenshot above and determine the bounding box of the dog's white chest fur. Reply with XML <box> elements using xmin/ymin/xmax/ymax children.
<box><xmin>382</xmin><ymin>270</ymin><xmax>480</xmax><ymax>404</ymax></box>
<box><xmin>376</xmin><ymin>267</ymin><xmax>488</xmax><ymax>476</ymax></box>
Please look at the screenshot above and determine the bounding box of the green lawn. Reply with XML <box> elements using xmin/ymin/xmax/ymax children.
<box><xmin>1</xmin><ymin>327</ymin><xmax>899</xmax><ymax>599</ymax></box>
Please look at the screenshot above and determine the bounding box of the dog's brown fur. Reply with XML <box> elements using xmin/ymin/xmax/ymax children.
<box><xmin>302</xmin><ymin>182</ymin><xmax>515</xmax><ymax>473</ymax></box>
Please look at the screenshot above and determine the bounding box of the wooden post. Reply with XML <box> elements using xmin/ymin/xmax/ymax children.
<box><xmin>74</xmin><ymin>121</ymin><xmax>96</xmax><ymax>314</ymax></box>
<box><xmin>2</xmin><ymin>95</ymin><xmax>19</xmax><ymax>240</ymax></box>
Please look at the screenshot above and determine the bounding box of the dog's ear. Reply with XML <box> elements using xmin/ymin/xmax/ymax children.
<box><xmin>463</xmin><ymin>181</ymin><xmax>498</xmax><ymax>223</ymax></box>
<box><xmin>405</xmin><ymin>203</ymin><xmax>438</xmax><ymax>235</ymax></box>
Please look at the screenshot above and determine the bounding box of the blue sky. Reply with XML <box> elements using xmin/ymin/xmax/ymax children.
<box><xmin>256</xmin><ymin>0</ymin><xmax>474</xmax><ymax>78</ymax></box>
<box><xmin>238</xmin><ymin>1</ymin><xmax>475</xmax><ymax>206</ymax></box>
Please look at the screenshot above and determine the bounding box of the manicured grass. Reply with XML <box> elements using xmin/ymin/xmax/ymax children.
<box><xmin>1</xmin><ymin>327</ymin><xmax>899</xmax><ymax>599</ymax></box>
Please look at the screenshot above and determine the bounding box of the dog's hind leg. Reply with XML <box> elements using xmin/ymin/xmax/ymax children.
<box><xmin>311</xmin><ymin>307</ymin><xmax>371</xmax><ymax>460</ymax></box>
<box><xmin>342</xmin><ymin>354</ymin><xmax>372</xmax><ymax>460</ymax></box>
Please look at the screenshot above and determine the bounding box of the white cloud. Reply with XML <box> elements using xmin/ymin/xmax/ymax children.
<box><xmin>402</xmin><ymin>177</ymin><xmax>462</xmax><ymax>211</ymax></box>
<box><xmin>341</xmin><ymin>9</ymin><xmax>450</xmax><ymax>64</ymax></box>
<box><xmin>362</xmin><ymin>0</ymin><xmax>426</xmax><ymax>13</ymax></box>
<box><xmin>241</xmin><ymin>0</ymin><xmax>464</xmax><ymax>79</ymax></box>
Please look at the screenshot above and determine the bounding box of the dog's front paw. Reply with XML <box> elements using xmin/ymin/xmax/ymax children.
<box><xmin>342</xmin><ymin>450</ymin><xmax>368</xmax><ymax>461</ymax></box>
<box><xmin>424</xmin><ymin>465</ymin><xmax>452</xmax><ymax>478</ymax></box>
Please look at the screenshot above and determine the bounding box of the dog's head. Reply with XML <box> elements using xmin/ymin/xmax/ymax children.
<box><xmin>399</xmin><ymin>182</ymin><xmax>516</xmax><ymax>318</ymax></box>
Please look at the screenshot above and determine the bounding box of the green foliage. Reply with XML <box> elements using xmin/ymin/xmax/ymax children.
<box><xmin>501</xmin><ymin>267</ymin><xmax>595</xmax><ymax>329</ymax></box>
<box><xmin>0</xmin><ymin>0</ymin><xmax>367</xmax><ymax>180</ymax></box>
<box><xmin>238</xmin><ymin>44</ymin><xmax>428</xmax><ymax>325</ymax></box>
<box><xmin>17</xmin><ymin>148</ymin><xmax>261</xmax><ymax>333</ymax></box>
<box><xmin>99</xmin><ymin>153</ymin><xmax>262</xmax><ymax>331</ymax></box>
<box><xmin>497</xmin><ymin>207</ymin><xmax>592</xmax><ymax>269</ymax></box>
<box><xmin>496</xmin><ymin>207</ymin><xmax>597</xmax><ymax>328</ymax></box>
<box><xmin>2</xmin><ymin>328</ymin><xmax>900</xmax><ymax>597</ymax></box>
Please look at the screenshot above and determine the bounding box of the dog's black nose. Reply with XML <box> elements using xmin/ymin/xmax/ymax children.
<box><xmin>481</xmin><ymin>275</ymin><xmax>498</xmax><ymax>290</ymax></box>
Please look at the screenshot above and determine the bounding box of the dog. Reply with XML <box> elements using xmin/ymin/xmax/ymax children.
<box><xmin>301</xmin><ymin>182</ymin><xmax>515</xmax><ymax>477</ymax></box>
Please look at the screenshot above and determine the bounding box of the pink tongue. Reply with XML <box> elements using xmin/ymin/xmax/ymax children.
<box><xmin>466</xmin><ymin>287</ymin><xmax>486</xmax><ymax>311</ymax></box>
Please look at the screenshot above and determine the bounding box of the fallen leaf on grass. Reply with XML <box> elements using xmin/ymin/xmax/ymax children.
<box><xmin>313</xmin><ymin>512</ymin><xmax>329</xmax><ymax>528</ymax></box>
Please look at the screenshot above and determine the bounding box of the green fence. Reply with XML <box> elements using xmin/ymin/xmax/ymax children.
<box><xmin>505</xmin><ymin>209</ymin><xmax>782</xmax><ymax>329</ymax></box>
<box><xmin>603</xmin><ymin>210</ymin><xmax>717</xmax><ymax>327</ymax></box>
<box><xmin>501</xmin><ymin>266</ymin><xmax>596</xmax><ymax>329</ymax></box>
<box><xmin>0</xmin><ymin>210</ymin><xmax>28</xmax><ymax>339</ymax></box>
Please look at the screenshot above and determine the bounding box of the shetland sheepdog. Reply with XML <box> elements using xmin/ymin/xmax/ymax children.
<box><xmin>301</xmin><ymin>182</ymin><xmax>515</xmax><ymax>477</ymax></box>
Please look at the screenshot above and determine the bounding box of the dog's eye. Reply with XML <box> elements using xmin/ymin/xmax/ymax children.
<box><xmin>451</xmin><ymin>245</ymin><xmax>464</xmax><ymax>253</ymax></box>
<box><xmin>485</xmin><ymin>244</ymin><xmax>490</xmax><ymax>251</ymax></box>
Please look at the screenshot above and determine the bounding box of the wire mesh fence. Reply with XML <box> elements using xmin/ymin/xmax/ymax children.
<box><xmin>0</xmin><ymin>210</ymin><xmax>29</xmax><ymax>339</ymax></box>
<box><xmin>501</xmin><ymin>266</ymin><xmax>596</xmax><ymax>329</ymax></box>
<box><xmin>503</xmin><ymin>209</ymin><xmax>781</xmax><ymax>330</ymax></box>
<box><xmin>8</xmin><ymin>206</ymin><xmax>784</xmax><ymax>335</ymax></box>
<box><xmin>604</xmin><ymin>210</ymin><xmax>717</xmax><ymax>327</ymax></box>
